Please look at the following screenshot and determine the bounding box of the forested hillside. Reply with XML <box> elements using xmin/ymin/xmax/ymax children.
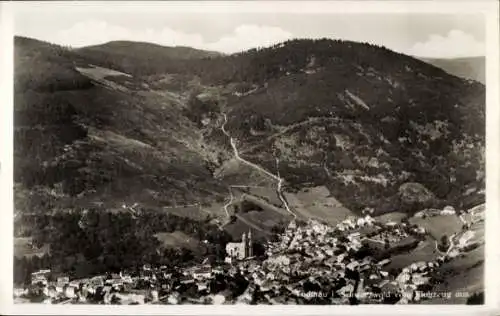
<box><xmin>13</xmin><ymin>36</ymin><xmax>485</xmax><ymax>280</ymax></box>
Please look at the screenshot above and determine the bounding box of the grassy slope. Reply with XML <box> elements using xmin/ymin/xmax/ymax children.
<box><xmin>154</xmin><ymin>231</ymin><xmax>203</xmax><ymax>252</ymax></box>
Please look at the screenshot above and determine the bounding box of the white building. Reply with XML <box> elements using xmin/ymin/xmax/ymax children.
<box><xmin>64</xmin><ymin>286</ymin><xmax>76</xmax><ymax>299</ymax></box>
<box><xmin>225</xmin><ymin>230</ymin><xmax>253</xmax><ymax>261</ymax></box>
<box><xmin>193</xmin><ymin>266</ymin><xmax>212</xmax><ymax>279</ymax></box>
<box><xmin>441</xmin><ymin>205</ymin><xmax>456</xmax><ymax>215</ymax></box>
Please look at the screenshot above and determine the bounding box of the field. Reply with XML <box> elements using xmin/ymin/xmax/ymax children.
<box><xmin>429</xmin><ymin>245</ymin><xmax>484</xmax><ymax>304</ymax></box>
<box><xmin>385</xmin><ymin>237</ymin><xmax>437</xmax><ymax>271</ymax></box>
<box><xmin>224</xmin><ymin>213</ymin><xmax>273</xmax><ymax>240</ymax></box>
<box><xmin>247</xmin><ymin>186</ymin><xmax>282</xmax><ymax>206</ymax></box>
<box><xmin>421</xmin><ymin>264</ymin><xmax>484</xmax><ymax>304</ymax></box>
<box><xmin>374</xmin><ymin>212</ymin><xmax>407</xmax><ymax>224</ymax></box>
<box><xmin>160</xmin><ymin>205</ymin><xmax>212</xmax><ymax>221</ymax></box>
<box><xmin>75</xmin><ymin>65</ymin><xmax>132</xmax><ymax>80</ymax></box>
<box><xmin>153</xmin><ymin>231</ymin><xmax>202</xmax><ymax>252</ymax></box>
<box><xmin>224</xmin><ymin>194</ymin><xmax>294</xmax><ymax>240</ymax></box>
<box><xmin>421</xmin><ymin>216</ymin><xmax>485</xmax><ymax>304</ymax></box>
<box><xmin>242</xmin><ymin>194</ymin><xmax>292</xmax><ymax>218</ymax></box>
<box><xmin>409</xmin><ymin>214</ymin><xmax>463</xmax><ymax>239</ymax></box>
<box><xmin>14</xmin><ymin>237</ymin><xmax>49</xmax><ymax>259</ymax></box>
<box><xmin>468</xmin><ymin>220</ymin><xmax>485</xmax><ymax>245</ymax></box>
<box><xmin>284</xmin><ymin>186</ymin><xmax>355</xmax><ymax>225</ymax></box>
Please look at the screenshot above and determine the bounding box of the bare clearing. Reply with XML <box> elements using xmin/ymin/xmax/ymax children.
<box><xmin>76</xmin><ymin>65</ymin><xmax>132</xmax><ymax>80</ymax></box>
<box><xmin>14</xmin><ymin>237</ymin><xmax>49</xmax><ymax>258</ymax></box>
<box><xmin>385</xmin><ymin>237</ymin><xmax>437</xmax><ymax>271</ymax></box>
<box><xmin>154</xmin><ymin>231</ymin><xmax>201</xmax><ymax>251</ymax></box>
<box><xmin>409</xmin><ymin>215</ymin><xmax>463</xmax><ymax>239</ymax></box>
<box><xmin>285</xmin><ymin>186</ymin><xmax>354</xmax><ymax>225</ymax></box>
<box><xmin>375</xmin><ymin>212</ymin><xmax>407</xmax><ymax>223</ymax></box>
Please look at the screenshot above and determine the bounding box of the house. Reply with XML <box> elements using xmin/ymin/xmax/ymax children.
<box><xmin>411</xmin><ymin>274</ymin><xmax>429</xmax><ymax>286</ymax></box>
<box><xmin>31</xmin><ymin>274</ymin><xmax>48</xmax><ymax>286</ymax></box>
<box><xmin>336</xmin><ymin>253</ymin><xmax>347</xmax><ymax>263</ymax></box>
<box><xmin>357</xmin><ymin>217</ymin><xmax>365</xmax><ymax>227</ymax></box>
<box><xmin>414</xmin><ymin>211</ymin><xmax>426</xmax><ymax>218</ymax></box>
<box><xmin>364</xmin><ymin>215</ymin><xmax>375</xmax><ymax>225</ymax></box>
<box><xmin>47</xmin><ymin>285</ymin><xmax>58</xmax><ymax>298</ymax></box>
<box><xmin>102</xmin><ymin>285</ymin><xmax>112</xmax><ymax>294</ymax></box>
<box><xmin>64</xmin><ymin>285</ymin><xmax>77</xmax><ymax>299</ymax></box>
<box><xmin>13</xmin><ymin>288</ymin><xmax>27</xmax><ymax>297</ymax></box>
<box><xmin>448</xmin><ymin>249</ymin><xmax>460</xmax><ymax>258</ymax></box>
<box><xmin>56</xmin><ymin>276</ymin><xmax>69</xmax><ymax>286</ymax></box>
<box><xmin>31</xmin><ymin>270</ymin><xmax>50</xmax><ymax>285</ymax></box>
<box><xmin>346</xmin><ymin>260</ymin><xmax>359</xmax><ymax>271</ymax></box>
<box><xmin>197</xmin><ymin>281</ymin><xmax>209</xmax><ymax>292</ymax></box>
<box><xmin>149</xmin><ymin>290</ymin><xmax>159</xmax><ymax>302</ymax></box>
<box><xmin>192</xmin><ymin>266</ymin><xmax>212</xmax><ymax>279</ymax></box>
<box><xmin>212</xmin><ymin>267</ymin><xmax>224</xmax><ymax>275</ymax></box>
<box><xmin>396</xmin><ymin>272</ymin><xmax>411</xmax><ymax>284</ymax></box>
<box><xmin>380</xmin><ymin>281</ymin><xmax>398</xmax><ymax>293</ymax></box>
<box><xmin>348</xmin><ymin>232</ymin><xmax>361</xmax><ymax>239</ymax></box>
<box><xmin>267</xmin><ymin>255</ymin><xmax>291</xmax><ymax>266</ymax></box>
<box><xmin>103</xmin><ymin>292</ymin><xmax>112</xmax><ymax>304</ymax></box>
<box><xmin>377</xmin><ymin>258</ymin><xmax>391</xmax><ymax>266</ymax></box>
<box><xmin>342</xmin><ymin>218</ymin><xmax>356</xmax><ymax>229</ymax></box>
<box><xmin>441</xmin><ymin>205</ymin><xmax>456</xmax><ymax>215</ymax></box>
<box><xmin>180</xmin><ymin>276</ymin><xmax>195</xmax><ymax>284</ymax></box>
<box><xmin>413</xmin><ymin>261</ymin><xmax>428</xmax><ymax>272</ymax></box>
<box><xmin>55</xmin><ymin>284</ymin><xmax>64</xmax><ymax>294</ymax></box>
<box><xmin>337</xmin><ymin>283</ymin><xmax>355</xmax><ymax>297</ymax></box>
<box><xmin>89</xmin><ymin>276</ymin><xmax>105</xmax><ymax>287</ymax></box>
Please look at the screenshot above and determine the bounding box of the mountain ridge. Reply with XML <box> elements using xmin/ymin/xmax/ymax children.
<box><xmin>13</xmin><ymin>35</ymin><xmax>485</xmax><ymax>250</ymax></box>
<box><xmin>78</xmin><ymin>40</ymin><xmax>223</xmax><ymax>59</ymax></box>
<box><xmin>418</xmin><ymin>56</ymin><xmax>485</xmax><ymax>84</ymax></box>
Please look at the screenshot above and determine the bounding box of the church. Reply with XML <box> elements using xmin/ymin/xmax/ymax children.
<box><xmin>225</xmin><ymin>230</ymin><xmax>253</xmax><ymax>263</ymax></box>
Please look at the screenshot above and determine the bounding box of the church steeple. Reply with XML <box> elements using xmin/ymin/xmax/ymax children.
<box><xmin>241</xmin><ymin>232</ymin><xmax>248</xmax><ymax>259</ymax></box>
<box><xmin>247</xmin><ymin>229</ymin><xmax>253</xmax><ymax>257</ymax></box>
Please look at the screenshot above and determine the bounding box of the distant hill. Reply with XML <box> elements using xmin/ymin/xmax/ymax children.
<box><xmin>419</xmin><ymin>56</ymin><xmax>485</xmax><ymax>84</ymax></box>
<box><xmin>80</xmin><ymin>40</ymin><xmax>222</xmax><ymax>60</ymax></box>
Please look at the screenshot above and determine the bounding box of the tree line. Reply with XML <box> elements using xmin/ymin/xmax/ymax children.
<box><xmin>14</xmin><ymin>209</ymin><xmax>233</xmax><ymax>285</ymax></box>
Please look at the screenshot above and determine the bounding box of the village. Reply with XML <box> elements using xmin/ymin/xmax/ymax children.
<box><xmin>13</xmin><ymin>204</ymin><xmax>484</xmax><ymax>305</ymax></box>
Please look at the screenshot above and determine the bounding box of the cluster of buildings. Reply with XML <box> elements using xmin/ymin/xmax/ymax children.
<box><xmin>14</xmin><ymin>268</ymin><xmax>150</xmax><ymax>304</ymax></box>
<box><xmin>14</xmin><ymin>204</ymin><xmax>484</xmax><ymax>305</ymax></box>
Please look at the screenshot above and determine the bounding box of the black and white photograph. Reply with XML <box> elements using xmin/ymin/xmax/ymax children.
<box><xmin>1</xmin><ymin>0</ymin><xmax>499</xmax><ymax>312</ymax></box>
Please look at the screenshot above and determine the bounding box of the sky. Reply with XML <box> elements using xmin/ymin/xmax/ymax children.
<box><xmin>11</xmin><ymin>2</ymin><xmax>486</xmax><ymax>58</ymax></box>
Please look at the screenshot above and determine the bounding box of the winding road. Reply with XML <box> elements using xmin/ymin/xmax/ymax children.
<box><xmin>434</xmin><ymin>234</ymin><xmax>457</xmax><ymax>256</ymax></box>
<box><xmin>221</xmin><ymin>113</ymin><xmax>297</xmax><ymax>220</ymax></box>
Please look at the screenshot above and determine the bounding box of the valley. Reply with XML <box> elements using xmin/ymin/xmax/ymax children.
<box><xmin>12</xmin><ymin>36</ymin><xmax>485</xmax><ymax>305</ymax></box>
